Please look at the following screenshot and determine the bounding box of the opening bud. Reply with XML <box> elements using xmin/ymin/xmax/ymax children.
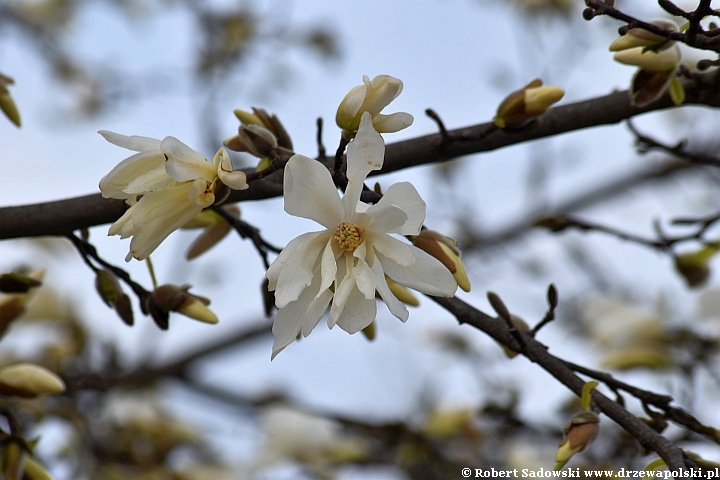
<box><xmin>555</xmin><ymin>411</ymin><xmax>599</xmax><ymax>468</ymax></box>
<box><xmin>411</xmin><ymin>230</ymin><xmax>470</xmax><ymax>292</ymax></box>
<box><xmin>609</xmin><ymin>19</ymin><xmax>677</xmax><ymax>52</ymax></box>
<box><xmin>494</xmin><ymin>79</ymin><xmax>564</xmax><ymax>129</ymax></box>
<box><xmin>234</xmin><ymin>107</ymin><xmax>293</xmax><ymax>150</ymax></box>
<box><xmin>151</xmin><ymin>284</ymin><xmax>218</xmax><ymax>325</ymax></box>
<box><xmin>224</xmin><ymin>124</ymin><xmax>278</xmax><ymax>159</ymax></box>
<box><xmin>336</xmin><ymin>74</ymin><xmax>413</xmax><ymax>134</ymax></box>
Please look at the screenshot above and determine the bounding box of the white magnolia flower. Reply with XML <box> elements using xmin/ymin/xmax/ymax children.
<box><xmin>267</xmin><ymin>113</ymin><xmax>456</xmax><ymax>358</ymax></box>
<box><xmin>336</xmin><ymin>74</ymin><xmax>414</xmax><ymax>134</ymax></box>
<box><xmin>99</xmin><ymin>131</ymin><xmax>248</xmax><ymax>261</ymax></box>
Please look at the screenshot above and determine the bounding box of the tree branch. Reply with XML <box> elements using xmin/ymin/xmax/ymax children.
<box><xmin>2</xmin><ymin>75</ymin><xmax>720</xmax><ymax>241</ymax></box>
<box><xmin>431</xmin><ymin>295</ymin><xmax>691</xmax><ymax>471</ymax></box>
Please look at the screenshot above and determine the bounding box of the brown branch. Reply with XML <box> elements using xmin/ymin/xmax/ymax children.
<box><xmin>460</xmin><ymin>160</ymin><xmax>694</xmax><ymax>252</ymax></box>
<box><xmin>628</xmin><ymin>120</ymin><xmax>720</xmax><ymax>168</ymax></box>
<box><xmin>431</xmin><ymin>295</ymin><xmax>690</xmax><ymax>471</ymax></box>
<box><xmin>585</xmin><ymin>0</ymin><xmax>720</xmax><ymax>53</ymax></box>
<box><xmin>2</xmin><ymin>76</ymin><xmax>720</xmax><ymax>241</ymax></box>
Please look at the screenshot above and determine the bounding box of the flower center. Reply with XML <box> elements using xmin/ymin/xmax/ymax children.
<box><xmin>333</xmin><ymin>222</ymin><xmax>364</xmax><ymax>252</ymax></box>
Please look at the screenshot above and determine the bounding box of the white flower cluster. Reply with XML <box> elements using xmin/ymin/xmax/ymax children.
<box><xmin>99</xmin><ymin>132</ymin><xmax>247</xmax><ymax>261</ymax></box>
<box><xmin>98</xmin><ymin>75</ymin><xmax>463</xmax><ymax>357</ymax></box>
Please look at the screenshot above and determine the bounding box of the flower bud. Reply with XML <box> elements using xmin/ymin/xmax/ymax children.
<box><xmin>494</xmin><ymin>79</ymin><xmax>564</xmax><ymax>129</ymax></box>
<box><xmin>234</xmin><ymin>107</ymin><xmax>293</xmax><ymax>150</ymax></box>
<box><xmin>224</xmin><ymin>124</ymin><xmax>278</xmax><ymax>159</ymax></box>
<box><xmin>151</xmin><ymin>285</ymin><xmax>218</xmax><ymax>324</ymax></box>
<box><xmin>0</xmin><ymin>363</ymin><xmax>65</xmax><ymax>397</ymax></box>
<box><xmin>609</xmin><ymin>19</ymin><xmax>677</xmax><ymax>52</ymax></box>
<box><xmin>555</xmin><ymin>411</ymin><xmax>599</xmax><ymax>467</ymax></box>
<box><xmin>411</xmin><ymin>230</ymin><xmax>470</xmax><ymax>292</ymax></box>
<box><xmin>336</xmin><ymin>75</ymin><xmax>413</xmax><ymax>134</ymax></box>
<box><xmin>95</xmin><ymin>269</ymin><xmax>134</xmax><ymax>326</ymax></box>
<box><xmin>95</xmin><ymin>269</ymin><xmax>122</xmax><ymax>307</ymax></box>
<box><xmin>234</xmin><ymin>108</ymin><xmax>264</xmax><ymax>127</ymax></box>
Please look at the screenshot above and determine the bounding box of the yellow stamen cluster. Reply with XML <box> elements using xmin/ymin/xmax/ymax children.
<box><xmin>334</xmin><ymin>222</ymin><xmax>364</xmax><ymax>252</ymax></box>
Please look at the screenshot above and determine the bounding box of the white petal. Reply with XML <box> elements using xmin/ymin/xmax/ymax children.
<box><xmin>352</xmin><ymin>256</ymin><xmax>376</xmax><ymax>300</ymax></box>
<box><xmin>99</xmin><ymin>151</ymin><xmax>166</xmax><ymax>199</ymax></box>
<box><xmin>267</xmin><ymin>231</ymin><xmax>323</xmax><ymax>291</ymax></box>
<box><xmin>363</xmin><ymin>203</ymin><xmax>408</xmax><ymax>234</ymax></box>
<box><xmin>217</xmin><ymin>149</ymin><xmax>248</xmax><ymax>190</ymax></box>
<box><xmin>343</xmin><ymin>113</ymin><xmax>384</xmax><ymax>219</ymax></box>
<box><xmin>187</xmin><ymin>178</ymin><xmax>214</xmax><ymax>208</ymax></box>
<box><xmin>374</xmin><ymin>182</ymin><xmax>426</xmax><ymax>235</ymax></box>
<box><xmin>335</xmin><ymin>82</ymin><xmax>368</xmax><ymax>129</ymax></box>
<box><xmin>161</xmin><ymin>136</ymin><xmax>216</xmax><ymax>183</ymax></box>
<box><xmin>361</xmin><ymin>75</ymin><xmax>403</xmax><ymax>117</ymax></box>
<box><xmin>328</xmin><ymin>263</ymin><xmax>356</xmax><ymax>329</ymax></box>
<box><xmin>123</xmin><ymin>165</ymin><xmax>176</xmax><ymax>194</ymax></box>
<box><xmin>367</xmin><ymin>231</ymin><xmax>415</xmax><ymax>266</ymax></box>
<box><xmin>271</xmin><ymin>269</ymin><xmax>333</xmax><ymax>359</ymax></box>
<box><xmin>370</xmin><ymin>257</ymin><xmax>409</xmax><ymax>322</ymax></box>
<box><xmin>108</xmin><ymin>206</ymin><xmax>134</xmax><ymax>237</ymax></box>
<box><xmin>372</xmin><ymin>112</ymin><xmax>414</xmax><ymax>133</ymax></box>
<box><xmin>377</xmin><ymin>245</ymin><xmax>457</xmax><ymax>297</ymax></box>
<box><xmin>284</xmin><ymin>154</ymin><xmax>344</xmax><ymax>229</ymax></box>
<box><xmin>318</xmin><ymin>238</ymin><xmax>341</xmax><ymax>296</ymax></box>
<box><xmin>99</xmin><ymin>131</ymin><xmax>161</xmax><ymax>152</ymax></box>
<box><xmin>126</xmin><ymin>185</ymin><xmax>204</xmax><ymax>260</ymax></box>
<box><xmin>275</xmin><ymin>232</ymin><xmax>330</xmax><ymax>308</ymax></box>
<box><xmin>334</xmin><ymin>286</ymin><xmax>377</xmax><ymax>334</ymax></box>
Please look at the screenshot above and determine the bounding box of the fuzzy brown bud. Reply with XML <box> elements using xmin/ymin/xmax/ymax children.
<box><xmin>555</xmin><ymin>411</ymin><xmax>599</xmax><ymax>466</ymax></box>
<box><xmin>411</xmin><ymin>230</ymin><xmax>470</xmax><ymax>292</ymax></box>
<box><xmin>151</xmin><ymin>285</ymin><xmax>218</xmax><ymax>325</ymax></box>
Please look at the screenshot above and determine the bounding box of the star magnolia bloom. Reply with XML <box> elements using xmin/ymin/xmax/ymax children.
<box><xmin>267</xmin><ymin>112</ymin><xmax>457</xmax><ymax>358</ymax></box>
<box><xmin>336</xmin><ymin>75</ymin><xmax>414</xmax><ymax>134</ymax></box>
<box><xmin>99</xmin><ymin>131</ymin><xmax>248</xmax><ymax>261</ymax></box>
